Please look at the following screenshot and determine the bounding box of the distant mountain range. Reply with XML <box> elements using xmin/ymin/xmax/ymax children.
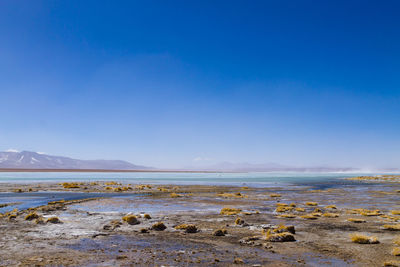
<box><xmin>0</xmin><ymin>151</ymin><xmax>151</xmax><ymax>170</ymax></box>
<box><xmin>184</xmin><ymin>161</ymin><xmax>399</xmax><ymax>173</ymax></box>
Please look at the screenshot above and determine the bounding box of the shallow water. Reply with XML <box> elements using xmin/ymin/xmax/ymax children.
<box><xmin>0</xmin><ymin>192</ymin><xmax>140</xmax><ymax>213</ymax></box>
<box><xmin>0</xmin><ymin>171</ymin><xmax>386</xmax><ymax>186</ymax></box>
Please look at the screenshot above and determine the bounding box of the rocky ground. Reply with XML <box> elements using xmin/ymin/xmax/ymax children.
<box><xmin>0</xmin><ymin>179</ymin><xmax>400</xmax><ymax>266</ymax></box>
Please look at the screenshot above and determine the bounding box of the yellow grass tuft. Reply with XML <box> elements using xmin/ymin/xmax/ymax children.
<box><xmin>35</xmin><ymin>217</ymin><xmax>45</xmax><ymax>224</ymax></box>
<box><xmin>276</xmin><ymin>206</ymin><xmax>293</xmax><ymax>213</ymax></box>
<box><xmin>233</xmin><ymin>258</ymin><xmax>244</xmax><ymax>264</ymax></box>
<box><xmin>383</xmin><ymin>224</ymin><xmax>400</xmax><ymax>231</ymax></box>
<box><xmin>270</xmin><ymin>193</ymin><xmax>281</xmax><ymax>198</ymax></box>
<box><xmin>300</xmin><ymin>214</ymin><xmax>318</xmax><ymax>220</ymax></box>
<box><xmin>392</xmin><ymin>247</ymin><xmax>400</xmax><ymax>256</ymax></box>
<box><xmin>170</xmin><ymin>192</ymin><xmax>183</xmax><ymax>198</ymax></box>
<box><xmin>392</xmin><ymin>210</ymin><xmax>400</xmax><ymax>215</ymax></box>
<box><xmin>46</xmin><ymin>217</ymin><xmax>61</xmax><ymax>224</ymax></box>
<box><xmin>295</xmin><ymin>207</ymin><xmax>305</xmax><ymax>212</ymax></box>
<box><xmin>235</xmin><ymin>217</ymin><xmax>244</xmax><ymax>225</ymax></box>
<box><xmin>384</xmin><ymin>261</ymin><xmax>400</xmax><ymax>267</ymax></box>
<box><xmin>62</xmin><ymin>182</ymin><xmax>80</xmax><ymax>189</ymax></box>
<box><xmin>151</xmin><ymin>222</ymin><xmax>167</xmax><ymax>231</ymax></box>
<box><xmin>394</xmin><ymin>237</ymin><xmax>400</xmax><ymax>246</ymax></box>
<box><xmin>273</xmin><ymin>224</ymin><xmax>295</xmax><ymax>234</ymax></box>
<box><xmin>175</xmin><ymin>224</ymin><xmax>198</xmax><ymax>233</ymax></box>
<box><xmin>323</xmin><ymin>213</ymin><xmax>339</xmax><ymax>218</ymax></box>
<box><xmin>24</xmin><ymin>212</ymin><xmax>39</xmax><ymax>221</ymax></box>
<box><xmin>306</xmin><ymin>202</ymin><xmax>318</xmax><ymax>206</ymax></box>
<box><xmin>347</xmin><ymin>218</ymin><xmax>366</xmax><ymax>223</ymax></box>
<box><xmin>349</xmin><ymin>233</ymin><xmax>379</xmax><ymax>244</ymax></box>
<box><xmin>105</xmin><ymin>181</ymin><xmax>118</xmax><ymax>185</ymax></box>
<box><xmin>143</xmin><ymin>213</ymin><xmax>151</xmax><ymax>219</ymax></box>
<box><xmin>122</xmin><ymin>214</ymin><xmax>139</xmax><ymax>225</ymax></box>
<box><xmin>213</xmin><ymin>229</ymin><xmax>227</xmax><ymax>236</ymax></box>
<box><xmin>326</xmin><ymin>205</ymin><xmax>337</xmax><ymax>209</ymax></box>
<box><xmin>220</xmin><ymin>207</ymin><xmax>242</xmax><ymax>215</ymax></box>
<box><xmin>264</xmin><ymin>229</ymin><xmax>295</xmax><ymax>242</ymax></box>
<box><xmin>278</xmin><ymin>214</ymin><xmax>297</xmax><ymax>218</ymax></box>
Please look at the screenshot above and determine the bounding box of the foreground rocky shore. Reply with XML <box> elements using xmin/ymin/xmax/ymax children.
<box><xmin>0</xmin><ymin>177</ymin><xmax>400</xmax><ymax>266</ymax></box>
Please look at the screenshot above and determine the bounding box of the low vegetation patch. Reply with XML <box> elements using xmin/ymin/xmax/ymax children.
<box><xmin>295</xmin><ymin>207</ymin><xmax>305</xmax><ymax>212</ymax></box>
<box><xmin>391</xmin><ymin>210</ymin><xmax>400</xmax><ymax>215</ymax></box>
<box><xmin>392</xmin><ymin>247</ymin><xmax>400</xmax><ymax>256</ymax></box>
<box><xmin>62</xmin><ymin>182</ymin><xmax>80</xmax><ymax>189</ymax></box>
<box><xmin>276</xmin><ymin>206</ymin><xmax>293</xmax><ymax>212</ymax></box>
<box><xmin>300</xmin><ymin>214</ymin><xmax>318</xmax><ymax>220</ymax></box>
<box><xmin>151</xmin><ymin>222</ymin><xmax>167</xmax><ymax>231</ymax></box>
<box><xmin>233</xmin><ymin>258</ymin><xmax>244</xmax><ymax>264</ymax></box>
<box><xmin>35</xmin><ymin>217</ymin><xmax>45</xmax><ymax>224</ymax></box>
<box><xmin>349</xmin><ymin>233</ymin><xmax>379</xmax><ymax>244</ymax></box>
<box><xmin>175</xmin><ymin>224</ymin><xmax>198</xmax><ymax>233</ymax></box>
<box><xmin>326</xmin><ymin>205</ymin><xmax>337</xmax><ymax>209</ymax></box>
<box><xmin>306</xmin><ymin>202</ymin><xmax>318</xmax><ymax>206</ymax></box>
<box><xmin>279</xmin><ymin>214</ymin><xmax>296</xmax><ymax>218</ymax></box>
<box><xmin>384</xmin><ymin>261</ymin><xmax>400</xmax><ymax>267</ymax></box>
<box><xmin>383</xmin><ymin>224</ymin><xmax>400</xmax><ymax>231</ymax></box>
<box><xmin>234</xmin><ymin>217</ymin><xmax>245</xmax><ymax>225</ymax></box>
<box><xmin>122</xmin><ymin>214</ymin><xmax>140</xmax><ymax>225</ymax></box>
<box><xmin>323</xmin><ymin>213</ymin><xmax>339</xmax><ymax>218</ymax></box>
<box><xmin>46</xmin><ymin>217</ymin><xmax>62</xmax><ymax>224</ymax></box>
<box><xmin>143</xmin><ymin>213</ymin><xmax>151</xmax><ymax>219</ymax></box>
<box><xmin>24</xmin><ymin>212</ymin><xmax>39</xmax><ymax>221</ymax></box>
<box><xmin>220</xmin><ymin>207</ymin><xmax>242</xmax><ymax>215</ymax></box>
<box><xmin>347</xmin><ymin>218</ymin><xmax>366</xmax><ymax>223</ymax></box>
<box><xmin>213</xmin><ymin>229</ymin><xmax>227</xmax><ymax>236</ymax></box>
<box><xmin>273</xmin><ymin>224</ymin><xmax>295</xmax><ymax>234</ymax></box>
<box><xmin>265</xmin><ymin>229</ymin><xmax>295</xmax><ymax>242</ymax></box>
<box><xmin>105</xmin><ymin>181</ymin><xmax>119</xmax><ymax>185</ymax></box>
<box><xmin>270</xmin><ymin>193</ymin><xmax>281</xmax><ymax>198</ymax></box>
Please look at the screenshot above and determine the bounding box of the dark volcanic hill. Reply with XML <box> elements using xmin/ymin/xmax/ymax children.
<box><xmin>0</xmin><ymin>151</ymin><xmax>150</xmax><ymax>170</ymax></box>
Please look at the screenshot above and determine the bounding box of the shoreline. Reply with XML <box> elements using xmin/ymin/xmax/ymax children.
<box><xmin>1</xmin><ymin>178</ymin><xmax>400</xmax><ymax>266</ymax></box>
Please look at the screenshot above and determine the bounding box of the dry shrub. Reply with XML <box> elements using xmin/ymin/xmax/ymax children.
<box><xmin>279</xmin><ymin>214</ymin><xmax>297</xmax><ymax>218</ymax></box>
<box><xmin>323</xmin><ymin>213</ymin><xmax>339</xmax><ymax>218</ymax></box>
<box><xmin>46</xmin><ymin>217</ymin><xmax>62</xmax><ymax>224</ymax></box>
<box><xmin>301</xmin><ymin>214</ymin><xmax>318</xmax><ymax>220</ymax></box>
<box><xmin>392</xmin><ymin>247</ymin><xmax>400</xmax><ymax>256</ymax></box>
<box><xmin>347</xmin><ymin>218</ymin><xmax>366</xmax><ymax>223</ymax></box>
<box><xmin>270</xmin><ymin>193</ymin><xmax>281</xmax><ymax>198</ymax></box>
<box><xmin>384</xmin><ymin>261</ymin><xmax>400</xmax><ymax>267</ymax></box>
<box><xmin>326</xmin><ymin>205</ymin><xmax>337</xmax><ymax>209</ymax></box>
<box><xmin>62</xmin><ymin>182</ymin><xmax>80</xmax><ymax>189</ymax></box>
<box><xmin>25</xmin><ymin>212</ymin><xmax>39</xmax><ymax>221</ymax></box>
<box><xmin>213</xmin><ymin>229</ymin><xmax>227</xmax><ymax>236</ymax></box>
<box><xmin>122</xmin><ymin>215</ymin><xmax>139</xmax><ymax>225</ymax></box>
<box><xmin>152</xmin><ymin>222</ymin><xmax>167</xmax><ymax>231</ymax></box>
<box><xmin>349</xmin><ymin>233</ymin><xmax>379</xmax><ymax>244</ymax></box>
<box><xmin>175</xmin><ymin>224</ymin><xmax>198</xmax><ymax>233</ymax></box>
<box><xmin>383</xmin><ymin>224</ymin><xmax>400</xmax><ymax>231</ymax></box>
<box><xmin>265</xmin><ymin>229</ymin><xmax>295</xmax><ymax>242</ymax></box>
<box><xmin>220</xmin><ymin>207</ymin><xmax>242</xmax><ymax>215</ymax></box>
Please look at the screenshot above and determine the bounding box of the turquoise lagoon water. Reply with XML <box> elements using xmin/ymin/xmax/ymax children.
<box><xmin>0</xmin><ymin>171</ymin><xmax>382</xmax><ymax>187</ymax></box>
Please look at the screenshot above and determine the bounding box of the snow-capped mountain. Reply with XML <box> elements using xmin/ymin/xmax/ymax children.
<box><xmin>0</xmin><ymin>150</ymin><xmax>150</xmax><ymax>170</ymax></box>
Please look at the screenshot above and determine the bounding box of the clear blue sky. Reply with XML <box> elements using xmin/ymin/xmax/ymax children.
<box><xmin>0</xmin><ymin>0</ymin><xmax>399</xmax><ymax>168</ymax></box>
